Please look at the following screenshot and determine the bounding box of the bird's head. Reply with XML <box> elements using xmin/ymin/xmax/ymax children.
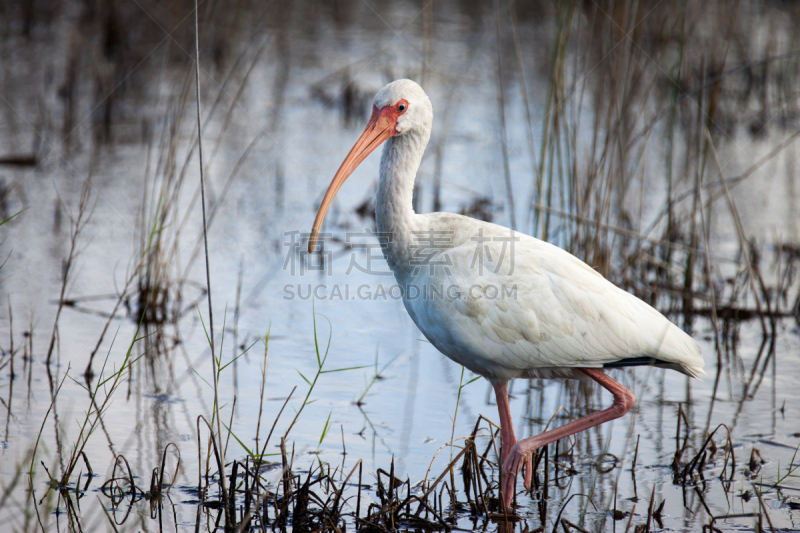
<box><xmin>308</xmin><ymin>79</ymin><xmax>432</xmax><ymax>253</ymax></box>
<box><xmin>372</xmin><ymin>79</ymin><xmax>433</xmax><ymax>136</ymax></box>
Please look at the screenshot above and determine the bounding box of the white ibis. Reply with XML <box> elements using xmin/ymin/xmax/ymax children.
<box><xmin>309</xmin><ymin>79</ymin><xmax>704</xmax><ymax>510</ymax></box>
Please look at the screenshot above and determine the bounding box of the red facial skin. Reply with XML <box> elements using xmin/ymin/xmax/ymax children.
<box><xmin>308</xmin><ymin>99</ymin><xmax>409</xmax><ymax>253</ymax></box>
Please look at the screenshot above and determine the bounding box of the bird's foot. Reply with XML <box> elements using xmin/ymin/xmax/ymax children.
<box><xmin>500</xmin><ymin>442</ymin><xmax>535</xmax><ymax>510</ymax></box>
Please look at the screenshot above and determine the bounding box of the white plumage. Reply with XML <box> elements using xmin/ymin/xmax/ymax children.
<box><xmin>309</xmin><ymin>79</ymin><xmax>704</xmax><ymax>511</ymax></box>
<box><xmin>403</xmin><ymin>213</ymin><xmax>704</xmax><ymax>382</ymax></box>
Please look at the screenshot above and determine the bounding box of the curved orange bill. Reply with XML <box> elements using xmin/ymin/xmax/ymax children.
<box><xmin>308</xmin><ymin>106</ymin><xmax>396</xmax><ymax>253</ymax></box>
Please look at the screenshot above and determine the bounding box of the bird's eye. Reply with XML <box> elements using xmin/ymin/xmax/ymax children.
<box><xmin>397</xmin><ymin>101</ymin><xmax>408</xmax><ymax>113</ymax></box>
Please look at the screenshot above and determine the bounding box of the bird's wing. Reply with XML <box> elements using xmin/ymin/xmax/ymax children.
<box><xmin>405</xmin><ymin>214</ymin><xmax>704</xmax><ymax>381</ymax></box>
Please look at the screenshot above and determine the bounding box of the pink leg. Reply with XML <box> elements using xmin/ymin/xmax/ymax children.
<box><xmin>500</xmin><ymin>369</ymin><xmax>635</xmax><ymax>510</ymax></box>
<box><xmin>493</xmin><ymin>382</ymin><xmax>533</xmax><ymax>507</ymax></box>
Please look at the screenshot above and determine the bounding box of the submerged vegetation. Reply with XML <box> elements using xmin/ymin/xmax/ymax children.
<box><xmin>1</xmin><ymin>0</ymin><xmax>799</xmax><ymax>531</ymax></box>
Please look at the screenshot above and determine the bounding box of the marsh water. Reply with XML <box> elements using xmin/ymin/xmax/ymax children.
<box><xmin>1</xmin><ymin>1</ymin><xmax>800</xmax><ymax>531</ymax></box>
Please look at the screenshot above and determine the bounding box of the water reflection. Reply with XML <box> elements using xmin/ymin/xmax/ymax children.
<box><xmin>0</xmin><ymin>0</ymin><xmax>799</xmax><ymax>531</ymax></box>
